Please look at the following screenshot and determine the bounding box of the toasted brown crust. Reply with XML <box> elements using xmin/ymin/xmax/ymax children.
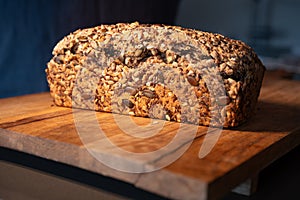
<box><xmin>46</xmin><ymin>22</ymin><xmax>265</xmax><ymax>127</ymax></box>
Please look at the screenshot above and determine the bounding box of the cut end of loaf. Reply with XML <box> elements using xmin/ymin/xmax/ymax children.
<box><xmin>45</xmin><ymin>22</ymin><xmax>265</xmax><ymax>128</ymax></box>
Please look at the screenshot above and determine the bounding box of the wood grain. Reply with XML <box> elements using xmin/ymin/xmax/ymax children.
<box><xmin>0</xmin><ymin>71</ymin><xmax>299</xmax><ymax>200</ymax></box>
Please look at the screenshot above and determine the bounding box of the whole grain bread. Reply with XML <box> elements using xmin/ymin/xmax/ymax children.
<box><xmin>46</xmin><ymin>22</ymin><xmax>265</xmax><ymax>127</ymax></box>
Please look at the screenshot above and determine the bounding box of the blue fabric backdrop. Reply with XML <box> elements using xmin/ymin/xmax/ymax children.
<box><xmin>0</xmin><ymin>0</ymin><xmax>179</xmax><ymax>98</ymax></box>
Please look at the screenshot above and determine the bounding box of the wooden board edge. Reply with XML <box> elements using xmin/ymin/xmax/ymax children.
<box><xmin>0</xmin><ymin>128</ymin><xmax>139</xmax><ymax>184</ymax></box>
<box><xmin>135</xmin><ymin>169</ymin><xmax>208</xmax><ymax>200</ymax></box>
<box><xmin>0</xmin><ymin>128</ymin><xmax>209</xmax><ymax>200</ymax></box>
<box><xmin>207</xmin><ymin>128</ymin><xmax>300</xmax><ymax>200</ymax></box>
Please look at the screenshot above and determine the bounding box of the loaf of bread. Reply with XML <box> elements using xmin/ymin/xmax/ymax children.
<box><xmin>46</xmin><ymin>22</ymin><xmax>265</xmax><ymax>127</ymax></box>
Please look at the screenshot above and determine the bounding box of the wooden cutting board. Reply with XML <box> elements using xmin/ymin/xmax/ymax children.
<box><xmin>0</xmin><ymin>71</ymin><xmax>300</xmax><ymax>200</ymax></box>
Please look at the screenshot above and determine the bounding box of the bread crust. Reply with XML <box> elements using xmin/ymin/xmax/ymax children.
<box><xmin>46</xmin><ymin>22</ymin><xmax>265</xmax><ymax>127</ymax></box>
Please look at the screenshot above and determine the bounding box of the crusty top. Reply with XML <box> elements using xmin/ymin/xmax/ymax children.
<box><xmin>51</xmin><ymin>22</ymin><xmax>265</xmax><ymax>83</ymax></box>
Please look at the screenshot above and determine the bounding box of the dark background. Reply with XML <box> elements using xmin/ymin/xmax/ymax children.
<box><xmin>1</xmin><ymin>0</ymin><xmax>299</xmax><ymax>98</ymax></box>
<box><xmin>0</xmin><ymin>0</ymin><xmax>180</xmax><ymax>98</ymax></box>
